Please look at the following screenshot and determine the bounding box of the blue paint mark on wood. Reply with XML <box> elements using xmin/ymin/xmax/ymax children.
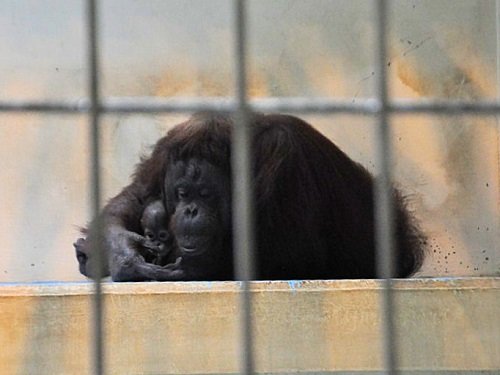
<box><xmin>287</xmin><ymin>280</ymin><xmax>304</xmax><ymax>293</ymax></box>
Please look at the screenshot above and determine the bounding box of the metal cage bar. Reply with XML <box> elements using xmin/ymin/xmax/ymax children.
<box><xmin>87</xmin><ymin>1</ymin><xmax>105</xmax><ymax>375</ymax></box>
<box><xmin>374</xmin><ymin>1</ymin><xmax>398</xmax><ymax>374</ymax></box>
<box><xmin>3</xmin><ymin>97</ymin><xmax>500</xmax><ymax>115</ymax></box>
<box><xmin>232</xmin><ymin>1</ymin><xmax>256</xmax><ymax>374</ymax></box>
<box><xmin>497</xmin><ymin>0</ymin><xmax>500</xmax><ymax>97</ymax></box>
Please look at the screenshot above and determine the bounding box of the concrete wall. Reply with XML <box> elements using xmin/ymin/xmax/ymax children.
<box><xmin>1</xmin><ymin>278</ymin><xmax>498</xmax><ymax>374</ymax></box>
<box><xmin>0</xmin><ymin>0</ymin><xmax>499</xmax><ymax>281</ymax></box>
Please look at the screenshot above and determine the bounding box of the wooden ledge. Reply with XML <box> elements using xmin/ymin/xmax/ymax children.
<box><xmin>1</xmin><ymin>277</ymin><xmax>498</xmax><ymax>295</ymax></box>
<box><xmin>1</xmin><ymin>277</ymin><xmax>499</xmax><ymax>374</ymax></box>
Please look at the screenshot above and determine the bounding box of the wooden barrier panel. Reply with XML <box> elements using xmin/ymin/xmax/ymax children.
<box><xmin>0</xmin><ymin>278</ymin><xmax>498</xmax><ymax>374</ymax></box>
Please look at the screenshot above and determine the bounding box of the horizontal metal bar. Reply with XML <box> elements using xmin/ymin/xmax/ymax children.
<box><xmin>0</xmin><ymin>97</ymin><xmax>236</xmax><ymax>114</ymax></box>
<box><xmin>1</xmin><ymin>97</ymin><xmax>500</xmax><ymax>115</ymax></box>
<box><xmin>104</xmin><ymin>97</ymin><xmax>236</xmax><ymax>113</ymax></box>
<box><xmin>251</xmin><ymin>97</ymin><xmax>379</xmax><ymax>114</ymax></box>
<box><xmin>0</xmin><ymin>97</ymin><xmax>375</xmax><ymax>114</ymax></box>
<box><xmin>0</xmin><ymin>100</ymin><xmax>88</xmax><ymax>113</ymax></box>
<box><xmin>391</xmin><ymin>99</ymin><xmax>500</xmax><ymax>114</ymax></box>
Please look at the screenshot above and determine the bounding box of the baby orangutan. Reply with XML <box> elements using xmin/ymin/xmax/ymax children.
<box><xmin>139</xmin><ymin>199</ymin><xmax>174</xmax><ymax>266</ymax></box>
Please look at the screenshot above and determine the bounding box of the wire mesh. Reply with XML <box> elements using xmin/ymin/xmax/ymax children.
<box><xmin>0</xmin><ymin>1</ymin><xmax>498</xmax><ymax>374</ymax></box>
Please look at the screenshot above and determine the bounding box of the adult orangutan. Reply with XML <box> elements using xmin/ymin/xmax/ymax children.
<box><xmin>75</xmin><ymin>112</ymin><xmax>425</xmax><ymax>281</ymax></box>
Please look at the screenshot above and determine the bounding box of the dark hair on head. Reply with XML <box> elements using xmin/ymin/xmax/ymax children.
<box><xmin>166</xmin><ymin>111</ymin><xmax>233</xmax><ymax>173</ymax></box>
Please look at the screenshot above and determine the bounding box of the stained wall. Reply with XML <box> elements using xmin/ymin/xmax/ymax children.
<box><xmin>0</xmin><ymin>0</ymin><xmax>498</xmax><ymax>281</ymax></box>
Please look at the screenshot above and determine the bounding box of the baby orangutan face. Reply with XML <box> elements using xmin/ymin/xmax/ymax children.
<box><xmin>140</xmin><ymin>200</ymin><xmax>171</xmax><ymax>264</ymax></box>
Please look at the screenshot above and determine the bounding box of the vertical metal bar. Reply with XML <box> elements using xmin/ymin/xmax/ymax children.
<box><xmin>497</xmin><ymin>0</ymin><xmax>500</xmax><ymax>97</ymax></box>
<box><xmin>374</xmin><ymin>1</ymin><xmax>398</xmax><ymax>374</ymax></box>
<box><xmin>496</xmin><ymin>1</ymin><xmax>500</xmax><ymax>234</ymax></box>
<box><xmin>87</xmin><ymin>1</ymin><xmax>104</xmax><ymax>374</ymax></box>
<box><xmin>232</xmin><ymin>1</ymin><xmax>255</xmax><ymax>375</ymax></box>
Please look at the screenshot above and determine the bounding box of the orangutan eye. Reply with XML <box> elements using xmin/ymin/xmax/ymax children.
<box><xmin>176</xmin><ymin>188</ymin><xmax>188</xmax><ymax>199</ymax></box>
<box><xmin>158</xmin><ymin>231</ymin><xmax>169</xmax><ymax>241</ymax></box>
<box><xmin>199</xmin><ymin>188</ymin><xmax>211</xmax><ymax>198</ymax></box>
<box><xmin>144</xmin><ymin>230</ymin><xmax>155</xmax><ymax>240</ymax></box>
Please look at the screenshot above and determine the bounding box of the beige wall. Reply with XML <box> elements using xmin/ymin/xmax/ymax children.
<box><xmin>0</xmin><ymin>1</ymin><xmax>498</xmax><ymax>281</ymax></box>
